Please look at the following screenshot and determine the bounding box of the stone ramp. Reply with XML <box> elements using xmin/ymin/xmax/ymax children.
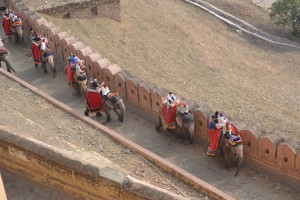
<box><xmin>0</xmin><ymin>174</ymin><xmax>7</xmax><ymax>200</ymax></box>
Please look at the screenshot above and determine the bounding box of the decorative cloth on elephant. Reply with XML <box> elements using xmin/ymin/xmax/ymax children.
<box><xmin>31</xmin><ymin>35</ymin><xmax>41</xmax><ymax>65</ymax></box>
<box><xmin>159</xmin><ymin>101</ymin><xmax>179</xmax><ymax>130</ymax></box>
<box><xmin>224</xmin><ymin>122</ymin><xmax>242</xmax><ymax>146</ymax></box>
<box><xmin>207</xmin><ymin>117</ymin><xmax>223</xmax><ymax>156</ymax></box>
<box><xmin>2</xmin><ymin>12</ymin><xmax>12</xmax><ymax>37</ymax></box>
<box><xmin>85</xmin><ymin>89</ymin><xmax>103</xmax><ymax>112</ymax></box>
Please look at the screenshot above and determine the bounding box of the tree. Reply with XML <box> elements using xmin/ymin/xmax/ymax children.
<box><xmin>269</xmin><ymin>0</ymin><xmax>300</xmax><ymax>36</ymax></box>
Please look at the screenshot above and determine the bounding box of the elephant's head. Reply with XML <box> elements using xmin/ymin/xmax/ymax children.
<box><xmin>222</xmin><ymin>139</ymin><xmax>243</xmax><ymax>176</ymax></box>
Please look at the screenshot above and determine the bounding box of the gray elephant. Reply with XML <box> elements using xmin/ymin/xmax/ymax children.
<box><xmin>0</xmin><ymin>47</ymin><xmax>15</xmax><ymax>73</ymax></box>
<box><xmin>10</xmin><ymin>18</ymin><xmax>24</xmax><ymax>43</ymax></box>
<box><xmin>84</xmin><ymin>91</ymin><xmax>125</xmax><ymax>122</ymax></box>
<box><xmin>155</xmin><ymin>103</ymin><xmax>194</xmax><ymax>143</ymax></box>
<box><xmin>220</xmin><ymin>135</ymin><xmax>243</xmax><ymax>176</ymax></box>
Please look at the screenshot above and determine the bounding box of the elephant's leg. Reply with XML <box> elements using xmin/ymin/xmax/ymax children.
<box><xmin>234</xmin><ymin>144</ymin><xmax>243</xmax><ymax>176</ymax></box>
<box><xmin>188</xmin><ymin>124</ymin><xmax>194</xmax><ymax>144</ymax></box>
<box><xmin>105</xmin><ymin>110</ymin><xmax>111</xmax><ymax>122</ymax></box>
<box><xmin>176</xmin><ymin>116</ymin><xmax>183</xmax><ymax>128</ymax></box>
<box><xmin>155</xmin><ymin>116</ymin><xmax>162</xmax><ymax>132</ymax></box>
<box><xmin>43</xmin><ymin>61</ymin><xmax>48</xmax><ymax>73</ymax></box>
<box><xmin>84</xmin><ymin>107</ymin><xmax>89</xmax><ymax>117</ymax></box>
<box><xmin>223</xmin><ymin>147</ymin><xmax>230</xmax><ymax>169</ymax></box>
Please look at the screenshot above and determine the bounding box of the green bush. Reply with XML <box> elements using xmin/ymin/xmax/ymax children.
<box><xmin>270</xmin><ymin>0</ymin><xmax>300</xmax><ymax>36</ymax></box>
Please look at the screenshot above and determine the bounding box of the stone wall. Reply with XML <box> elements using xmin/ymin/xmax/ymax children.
<box><xmin>7</xmin><ymin>0</ymin><xmax>300</xmax><ymax>183</ymax></box>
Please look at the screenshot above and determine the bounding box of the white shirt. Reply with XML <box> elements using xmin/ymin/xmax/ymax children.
<box><xmin>40</xmin><ymin>41</ymin><xmax>46</xmax><ymax>51</ymax></box>
<box><xmin>167</xmin><ymin>94</ymin><xmax>176</xmax><ymax>103</ymax></box>
<box><xmin>101</xmin><ymin>86</ymin><xmax>110</xmax><ymax>96</ymax></box>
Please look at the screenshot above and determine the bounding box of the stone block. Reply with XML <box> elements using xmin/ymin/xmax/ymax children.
<box><xmin>257</xmin><ymin>133</ymin><xmax>284</xmax><ymax>165</ymax></box>
<box><xmin>239</xmin><ymin>126</ymin><xmax>263</xmax><ymax>157</ymax></box>
<box><xmin>12</xmin><ymin>0</ymin><xmax>22</xmax><ymax>10</ymax></box>
<box><xmin>126</xmin><ymin>76</ymin><xmax>142</xmax><ymax>105</ymax></box>
<box><xmin>275</xmin><ymin>138</ymin><xmax>299</xmax><ymax>173</ymax></box>
<box><xmin>18</xmin><ymin>7</ymin><xmax>31</xmax><ymax>33</ymax></box>
<box><xmin>40</xmin><ymin>22</ymin><xmax>54</xmax><ymax>38</ymax></box>
<box><xmin>231</xmin><ymin>118</ymin><xmax>247</xmax><ymax>135</ymax></box>
<box><xmin>69</xmin><ymin>41</ymin><xmax>85</xmax><ymax>58</ymax></box>
<box><xmin>54</xmin><ymin>31</ymin><xmax>69</xmax><ymax>59</ymax></box>
<box><xmin>102</xmin><ymin>64</ymin><xmax>121</xmax><ymax>91</ymax></box>
<box><xmin>48</xmin><ymin>26</ymin><xmax>62</xmax><ymax>52</ymax></box>
<box><xmin>33</xmin><ymin>18</ymin><xmax>47</xmax><ymax>36</ymax></box>
<box><xmin>151</xmin><ymin>87</ymin><xmax>169</xmax><ymax>114</ymax></box>
<box><xmin>194</xmin><ymin>105</ymin><xmax>215</xmax><ymax>143</ymax></box>
<box><xmin>185</xmin><ymin>99</ymin><xmax>200</xmax><ymax>112</ymax></box>
<box><xmin>93</xmin><ymin>58</ymin><xmax>111</xmax><ymax>82</ymax></box>
<box><xmin>15</xmin><ymin>1</ymin><xmax>25</xmax><ymax>13</ymax></box>
<box><xmin>85</xmin><ymin>52</ymin><xmax>102</xmax><ymax>79</ymax></box>
<box><xmin>28</xmin><ymin>14</ymin><xmax>40</xmax><ymax>33</ymax></box>
<box><xmin>138</xmin><ymin>82</ymin><xmax>157</xmax><ymax>112</ymax></box>
<box><xmin>61</xmin><ymin>37</ymin><xmax>77</xmax><ymax>61</ymax></box>
<box><xmin>113</xmin><ymin>70</ymin><xmax>132</xmax><ymax>100</ymax></box>
<box><xmin>77</xmin><ymin>47</ymin><xmax>93</xmax><ymax>61</ymax></box>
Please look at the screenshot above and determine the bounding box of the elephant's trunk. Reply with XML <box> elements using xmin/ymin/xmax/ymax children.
<box><xmin>16</xmin><ymin>26</ymin><xmax>23</xmax><ymax>41</ymax></box>
<box><xmin>235</xmin><ymin>144</ymin><xmax>243</xmax><ymax>176</ymax></box>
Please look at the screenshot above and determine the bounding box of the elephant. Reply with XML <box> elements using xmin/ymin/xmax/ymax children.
<box><xmin>41</xmin><ymin>51</ymin><xmax>56</xmax><ymax>77</ymax></box>
<box><xmin>10</xmin><ymin>21</ymin><xmax>23</xmax><ymax>43</ymax></box>
<box><xmin>156</xmin><ymin>111</ymin><xmax>195</xmax><ymax>144</ymax></box>
<box><xmin>220</xmin><ymin>135</ymin><xmax>243</xmax><ymax>176</ymax></box>
<box><xmin>84</xmin><ymin>92</ymin><xmax>125</xmax><ymax>122</ymax></box>
<box><xmin>102</xmin><ymin>94</ymin><xmax>125</xmax><ymax>122</ymax></box>
<box><xmin>0</xmin><ymin>50</ymin><xmax>16</xmax><ymax>73</ymax></box>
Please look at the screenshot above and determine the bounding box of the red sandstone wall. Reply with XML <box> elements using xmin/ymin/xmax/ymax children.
<box><xmin>11</xmin><ymin>0</ymin><xmax>300</xmax><ymax>182</ymax></box>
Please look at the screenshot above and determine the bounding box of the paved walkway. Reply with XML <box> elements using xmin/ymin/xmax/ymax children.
<box><xmin>1</xmin><ymin>29</ymin><xmax>299</xmax><ymax>200</ymax></box>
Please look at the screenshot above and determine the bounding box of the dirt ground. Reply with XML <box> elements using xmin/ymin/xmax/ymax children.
<box><xmin>23</xmin><ymin>0</ymin><xmax>300</xmax><ymax>139</ymax></box>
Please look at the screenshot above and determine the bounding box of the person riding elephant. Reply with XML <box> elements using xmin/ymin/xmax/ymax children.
<box><xmin>163</xmin><ymin>92</ymin><xmax>176</xmax><ymax>113</ymax></box>
<box><xmin>100</xmin><ymin>82</ymin><xmax>111</xmax><ymax>101</ymax></box>
<box><xmin>175</xmin><ymin>102</ymin><xmax>190</xmax><ymax>128</ymax></box>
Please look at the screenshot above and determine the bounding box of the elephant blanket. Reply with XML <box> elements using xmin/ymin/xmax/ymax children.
<box><xmin>2</xmin><ymin>16</ymin><xmax>12</xmax><ymax>37</ymax></box>
<box><xmin>207</xmin><ymin>121</ymin><xmax>223</xmax><ymax>156</ymax></box>
<box><xmin>159</xmin><ymin>103</ymin><xmax>177</xmax><ymax>130</ymax></box>
<box><xmin>85</xmin><ymin>89</ymin><xmax>103</xmax><ymax>112</ymax></box>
